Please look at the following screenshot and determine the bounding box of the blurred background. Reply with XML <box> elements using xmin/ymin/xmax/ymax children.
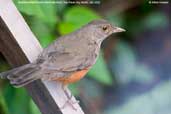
<box><xmin>0</xmin><ymin>0</ymin><xmax>170</xmax><ymax>114</ymax></box>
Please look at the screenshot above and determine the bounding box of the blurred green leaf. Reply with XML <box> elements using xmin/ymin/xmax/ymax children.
<box><xmin>3</xmin><ymin>86</ymin><xmax>30</xmax><ymax>114</ymax></box>
<box><xmin>88</xmin><ymin>53</ymin><xmax>113</xmax><ymax>85</ymax></box>
<box><xmin>11</xmin><ymin>88</ymin><xmax>30</xmax><ymax>114</ymax></box>
<box><xmin>64</xmin><ymin>6</ymin><xmax>99</xmax><ymax>24</ymax></box>
<box><xmin>29</xmin><ymin>17</ymin><xmax>56</xmax><ymax>48</ymax></box>
<box><xmin>0</xmin><ymin>93</ymin><xmax>8</xmax><ymax>114</ymax></box>
<box><xmin>69</xmin><ymin>83</ymin><xmax>79</xmax><ymax>96</ymax></box>
<box><xmin>58</xmin><ymin>22</ymin><xmax>76</xmax><ymax>35</ymax></box>
<box><xmin>58</xmin><ymin>6</ymin><xmax>100</xmax><ymax>35</ymax></box>
<box><xmin>29</xmin><ymin>100</ymin><xmax>41</xmax><ymax>114</ymax></box>
<box><xmin>14</xmin><ymin>0</ymin><xmax>59</xmax><ymax>48</ymax></box>
<box><xmin>14</xmin><ymin>0</ymin><xmax>58</xmax><ymax>26</ymax></box>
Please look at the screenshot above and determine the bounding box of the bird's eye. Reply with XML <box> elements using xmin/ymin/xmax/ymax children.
<box><xmin>102</xmin><ymin>26</ymin><xmax>108</xmax><ymax>31</ymax></box>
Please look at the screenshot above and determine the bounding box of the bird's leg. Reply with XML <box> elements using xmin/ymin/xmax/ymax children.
<box><xmin>61</xmin><ymin>84</ymin><xmax>79</xmax><ymax>110</ymax></box>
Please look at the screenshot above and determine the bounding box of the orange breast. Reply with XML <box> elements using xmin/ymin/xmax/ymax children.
<box><xmin>52</xmin><ymin>69</ymin><xmax>89</xmax><ymax>85</ymax></box>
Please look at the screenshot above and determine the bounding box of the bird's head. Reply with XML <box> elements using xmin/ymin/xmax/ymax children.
<box><xmin>86</xmin><ymin>19</ymin><xmax>125</xmax><ymax>43</ymax></box>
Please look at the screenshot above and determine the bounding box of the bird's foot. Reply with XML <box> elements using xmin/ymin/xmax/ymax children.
<box><xmin>60</xmin><ymin>95</ymin><xmax>79</xmax><ymax>110</ymax></box>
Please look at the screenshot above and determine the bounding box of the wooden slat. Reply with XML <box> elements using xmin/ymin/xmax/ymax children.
<box><xmin>0</xmin><ymin>0</ymin><xmax>84</xmax><ymax>114</ymax></box>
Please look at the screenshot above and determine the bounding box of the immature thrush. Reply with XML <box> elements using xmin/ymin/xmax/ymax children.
<box><xmin>0</xmin><ymin>19</ymin><xmax>125</xmax><ymax>109</ymax></box>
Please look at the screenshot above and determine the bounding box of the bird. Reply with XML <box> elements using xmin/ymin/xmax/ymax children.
<box><xmin>0</xmin><ymin>19</ymin><xmax>125</xmax><ymax>109</ymax></box>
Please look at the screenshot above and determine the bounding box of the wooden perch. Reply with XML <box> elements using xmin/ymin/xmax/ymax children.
<box><xmin>0</xmin><ymin>0</ymin><xmax>84</xmax><ymax>114</ymax></box>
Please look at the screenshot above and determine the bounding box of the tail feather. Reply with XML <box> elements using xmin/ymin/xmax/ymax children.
<box><xmin>7</xmin><ymin>66</ymin><xmax>38</xmax><ymax>80</ymax></box>
<box><xmin>0</xmin><ymin>72</ymin><xmax>10</xmax><ymax>79</ymax></box>
<box><xmin>10</xmin><ymin>67</ymin><xmax>40</xmax><ymax>86</ymax></box>
<box><xmin>0</xmin><ymin>68</ymin><xmax>18</xmax><ymax>79</ymax></box>
<box><xmin>12</xmin><ymin>76</ymin><xmax>39</xmax><ymax>88</ymax></box>
<box><xmin>0</xmin><ymin>63</ymin><xmax>41</xmax><ymax>87</ymax></box>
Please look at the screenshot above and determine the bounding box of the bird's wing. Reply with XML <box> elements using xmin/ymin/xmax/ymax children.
<box><xmin>39</xmin><ymin>51</ymin><xmax>89</xmax><ymax>72</ymax></box>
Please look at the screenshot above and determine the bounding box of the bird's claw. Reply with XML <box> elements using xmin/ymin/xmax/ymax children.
<box><xmin>60</xmin><ymin>98</ymin><xmax>80</xmax><ymax>110</ymax></box>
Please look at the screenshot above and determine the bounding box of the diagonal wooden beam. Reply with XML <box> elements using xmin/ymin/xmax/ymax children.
<box><xmin>0</xmin><ymin>0</ymin><xmax>84</xmax><ymax>114</ymax></box>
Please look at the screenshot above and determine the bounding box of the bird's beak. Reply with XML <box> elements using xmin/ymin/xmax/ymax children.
<box><xmin>112</xmin><ymin>27</ymin><xmax>126</xmax><ymax>33</ymax></box>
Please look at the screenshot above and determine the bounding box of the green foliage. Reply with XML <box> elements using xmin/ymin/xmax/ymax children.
<box><xmin>2</xmin><ymin>85</ymin><xmax>41</xmax><ymax>114</ymax></box>
<box><xmin>0</xmin><ymin>93</ymin><xmax>8</xmax><ymax>114</ymax></box>
<box><xmin>29</xmin><ymin>18</ymin><xmax>56</xmax><ymax>48</ymax></box>
<box><xmin>14</xmin><ymin>0</ymin><xmax>58</xmax><ymax>26</ymax></box>
<box><xmin>14</xmin><ymin>0</ymin><xmax>59</xmax><ymax>48</ymax></box>
<box><xmin>29</xmin><ymin>100</ymin><xmax>41</xmax><ymax>114</ymax></box>
<box><xmin>3</xmin><ymin>86</ymin><xmax>30</xmax><ymax>114</ymax></box>
<box><xmin>58</xmin><ymin>6</ymin><xmax>100</xmax><ymax>35</ymax></box>
<box><xmin>88</xmin><ymin>53</ymin><xmax>113</xmax><ymax>85</ymax></box>
<box><xmin>69</xmin><ymin>83</ymin><xmax>79</xmax><ymax>95</ymax></box>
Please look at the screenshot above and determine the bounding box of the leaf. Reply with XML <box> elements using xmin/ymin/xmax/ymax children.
<box><xmin>58</xmin><ymin>22</ymin><xmax>77</xmax><ymax>35</ymax></box>
<box><xmin>14</xmin><ymin>0</ymin><xmax>58</xmax><ymax>26</ymax></box>
<box><xmin>13</xmin><ymin>0</ymin><xmax>58</xmax><ymax>47</ymax></box>
<box><xmin>88</xmin><ymin>52</ymin><xmax>113</xmax><ymax>85</ymax></box>
<box><xmin>3</xmin><ymin>86</ymin><xmax>30</xmax><ymax>114</ymax></box>
<box><xmin>64</xmin><ymin>6</ymin><xmax>100</xmax><ymax>24</ymax></box>
<box><xmin>69</xmin><ymin>83</ymin><xmax>79</xmax><ymax>96</ymax></box>
<box><xmin>29</xmin><ymin>17</ymin><xmax>56</xmax><ymax>48</ymax></box>
<box><xmin>12</xmin><ymin>88</ymin><xmax>30</xmax><ymax>114</ymax></box>
<box><xmin>0</xmin><ymin>93</ymin><xmax>9</xmax><ymax>114</ymax></box>
<box><xmin>29</xmin><ymin>100</ymin><xmax>41</xmax><ymax>114</ymax></box>
<box><xmin>58</xmin><ymin>6</ymin><xmax>100</xmax><ymax>35</ymax></box>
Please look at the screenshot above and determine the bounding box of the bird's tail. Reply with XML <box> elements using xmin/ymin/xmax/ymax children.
<box><xmin>0</xmin><ymin>63</ymin><xmax>41</xmax><ymax>87</ymax></box>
